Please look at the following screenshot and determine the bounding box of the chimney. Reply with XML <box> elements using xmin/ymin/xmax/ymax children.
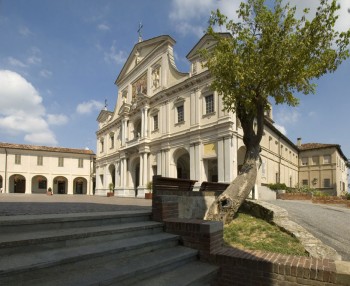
<box><xmin>297</xmin><ymin>138</ymin><xmax>302</xmax><ymax>147</ymax></box>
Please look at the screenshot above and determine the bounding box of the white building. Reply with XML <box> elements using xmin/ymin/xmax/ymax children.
<box><xmin>95</xmin><ymin>34</ymin><xmax>300</xmax><ymax>198</ymax></box>
<box><xmin>0</xmin><ymin>142</ymin><xmax>95</xmax><ymax>195</ymax></box>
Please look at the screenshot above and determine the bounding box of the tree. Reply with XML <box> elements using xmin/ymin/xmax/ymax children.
<box><xmin>200</xmin><ymin>0</ymin><xmax>350</xmax><ymax>224</ymax></box>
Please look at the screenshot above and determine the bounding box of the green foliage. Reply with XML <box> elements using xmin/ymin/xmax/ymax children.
<box><xmin>268</xmin><ymin>183</ymin><xmax>289</xmax><ymax>191</ymax></box>
<box><xmin>289</xmin><ymin>183</ymin><xmax>315</xmax><ymax>194</ymax></box>
<box><xmin>313</xmin><ymin>191</ymin><xmax>328</xmax><ymax>197</ymax></box>
<box><xmin>199</xmin><ymin>0</ymin><xmax>350</xmax><ymax>145</ymax></box>
<box><xmin>224</xmin><ymin>212</ymin><xmax>307</xmax><ymax>256</ymax></box>
<box><xmin>204</xmin><ymin>0</ymin><xmax>350</xmax><ymax>110</ymax></box>
<box><xmin>109</xmin><ymin>183</ymin><xmax>114</xmax><ymax>192</ymax></box>
<box><xmin>346</xmin><ymin>193</ymin><xmax>350</xmax><ymax>200</ymax></box>
<box><xmin>146</xmin><ymin>181</ymin><xmax>153</xmax><ymax>192</ymax></box>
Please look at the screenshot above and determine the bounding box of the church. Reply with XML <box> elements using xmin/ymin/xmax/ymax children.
<box><xmin>95</xmin><ymin>34</ymin><xmax>348</xmax><ymax>198</ymax></box>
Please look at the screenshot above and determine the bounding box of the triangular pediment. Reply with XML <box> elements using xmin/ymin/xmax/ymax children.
<box><xmin>116</xmin><ymin>35</ymin><xmax>176</xmax><ymax>85</ymax></box>
<box><xmin>97</xmin><ymin>110</ymin><xmax>113</xmax><ymax>123</ymax></box>
<box><xmin>186</xmin><ymin>33</ymin><xmax>231</xmax><ymax>61</ymax></box>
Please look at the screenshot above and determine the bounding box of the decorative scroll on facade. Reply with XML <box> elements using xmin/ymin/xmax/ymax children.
<box><xmin>132</xmin><ymin>73</ymin><xmax>147</xmax><ymax>99</ymax></box>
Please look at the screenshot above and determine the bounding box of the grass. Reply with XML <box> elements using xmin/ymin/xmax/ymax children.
<box><xmin>224</xmin><ymin>212</ymin><xmax>308</xmax><ymax>256</ymax></box>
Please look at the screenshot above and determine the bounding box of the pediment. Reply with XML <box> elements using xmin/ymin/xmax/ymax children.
<box><xmin>116</xmin><ymin>35</ymin><xmax>176</xmax><ymax>85</ymax></box>
<box><xmin>186</xmin><ymin>33</ymin><xmax>231</xmax><ymax>61</ymax></box>
<box><xmin>97</xmin><ymin>110</ymin><xmax>113</xmax><ymax>123</ymax></box>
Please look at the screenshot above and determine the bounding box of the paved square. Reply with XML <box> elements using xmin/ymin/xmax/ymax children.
<box><xmin>0</xmin><ymin>194</ymin><xmax>152</xmax><ymax>216</ymax></box>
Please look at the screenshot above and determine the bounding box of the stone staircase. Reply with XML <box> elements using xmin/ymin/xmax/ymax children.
<box><xmin>0</xmin><ymin>210</ymin><xmax>219</xmax><ymax>285</ymax></box>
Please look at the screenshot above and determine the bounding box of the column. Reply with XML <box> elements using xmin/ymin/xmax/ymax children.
<box><xmin>190</xmin><ymin>144</ymin><xmax>195</xmax><ymax>180</ymax></box>
<box><xmin>144</xmin><ymin>107</ymin><xmax>149</xmax><ymax>138</ymax></box>
<box><xmin>224</xmin><ymin>136</ymin><xmax>234</xmax><ymax>182</ymax></box>
<box><xmin>217</xmin><ymin>138</ymin><xmax>224</xmax><ymax>182</ymax></box>
<box><xmin>157</xmin><ymin>152</ymin><xmax>162</xmax><ymax>175</ymax></box>
<box><xmin>143</xmin><ymin>153</ymin><xmax>148</xmax><ymax>186</ymax></box>
<box><xmin>139</xmin><ymin>154</ymin><xmax>144</xmax><ymax>186</ymax></box>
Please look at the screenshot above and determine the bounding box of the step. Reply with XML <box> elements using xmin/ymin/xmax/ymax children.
<box><xmin>0</xmin><ymin>210</ymin><xmax>152</xmax><ymax>233</ymax></box>
<box><xmin>0</xmin><ymin>220</ymin><xmax>164</xmax><ymax>255</ymax></box>
<box><xmin>0</xmin><ymin>246</ymin><xmax>199</xmax><ymax>286</ymax></box>
<box><xmin>0</xmin><ymin>232</ymin><xmax>179</xmax><ymax>276</ymax></box>
<box><xmin>131</xmin><ymin>260</ymin><xmax>219</xmax><ymax>286</ymax></box>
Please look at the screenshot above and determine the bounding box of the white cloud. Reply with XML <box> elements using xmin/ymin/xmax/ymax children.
<box><xmin>0</xmin><ymin>70</ymin><xmax>58</xmax><ymax>145</ymax></box>
<box><xmin>273</xmin><ymin>123</ymin><xmax>287</xmax><ymax>135</ymax></box>
<box><xmin>274</xmin><ymin>108</ymin><xmax>300</xmax><ymax>125</ymax></box>
<box><xmin>19</xmin><ymin>26</ymin><xmax>32</xmax><ymax>37</ymax></box>
<box><xmin>40</xmin><ymin>69</ymin><xmax>52</xmax><ymax>78</ymax></box>
<box><xmin>47</xmin><ymin>114</ymin><xmax>69</xmax><ymax>126</ymax></box>
<box><xmin>7</xmin><ymin>57</ymin><xmax>28</xmax><ymax>68</ymax></box>
<box><xmin>98</xmin><ymin>23</ymin><xmax>110</xmax><ymax>31</ymax></box>
<box><xmin>285</xmin><ymin>0</ymin><xmax>350</xmax><ymax>32</ymax></box>
<box><xmin>169</xmin><ymin>0</ymin><xmax>241</xmax><ymax>36</ymax></box>
<box><xmin>104</xmin><ymin>41</ymin><xmax>127</xmax><ymax>65</ymax></box>
<box><xmin>27</xmin><ymin>56</ymin><xmax>42</xmax><ymax>65</ymax></box>
<box><xmin>76</xmin><ymin>100</ymin><xmax>104</xmax><ymax>114</ymax></box>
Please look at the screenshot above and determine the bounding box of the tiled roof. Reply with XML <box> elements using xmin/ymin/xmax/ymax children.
<box><xmin>0</xmin><ymin>142</ymin><xmax>95</xmax><ymax>155</ymax></box>
<box><xmin>299</xmin><ymin>143</ymin><xmax>338</xmax><ymax>150</ymax></box>
<box><xmin>299</xmin><ymin>143</ymin><xmax>348</xmax><ymax>161</ymax></box>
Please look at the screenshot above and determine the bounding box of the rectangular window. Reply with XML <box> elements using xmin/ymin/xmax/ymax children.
<box><xmin>177</xmin><ymin>105</ymin><xmax>184</xmax><ymax>123</ymax></box>
<box><xmin>324</xmin><ymin>178</ymin><xmax>331</xmax><ymax>188</ymax></box>
<box><xmin>153</xmin><ymin>114</ymin><xmax>159</xmax><ymax>130</ymax></box>
<box><xmin>301</xmin><ymin>157</ymin><xmax>308</xmax><ymax>166</ymax></box>
<box><xmin>205</xmin><ymin>94</ymin><xmax>214</xmax><ymax>114</ymax></box>
<box><xmin>323</xmin><ymin>155</ymin><xmax>331</xmax><ymax>164</ymax></box>
<box><xmin>37</xmin><ymin>156</ymin><xmax>43</xmax><ymax>166</ymax></box>
<box><xmin>38</xmin><ymin>180</ymin><xmax>47</xmax><ymax>189</ymax></box>
<box><xmin>302</xmin><ymin>179</ymin><xmax>308</xmax><ymax>186</ymax></box>
<box><xmin>58</xmin><ymin>157</ymin><xmax>64</xmax><ymax>167</ymax></box>
<box><xmin>15</xmin><ymin>154</ymin><xmax>21</xmax><ymax>165</ymax></box>
<box><xmin>78</xmin><ymin>158</ymin><xmax>83</xmax><ymax>168</ymax></box>
<box><xmin>311</xmin><ymin>156</ymin><xmax>319</xmax><ymax>165</ymax></box>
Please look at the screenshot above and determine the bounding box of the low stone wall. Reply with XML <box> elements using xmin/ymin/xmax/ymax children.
<box><xmin>277</xmin><ymin>193</ymin><xmax>312</xmax><ymax>200</ymax></box>
<box><xmin>152</xmin><ymin>191</ymin><xmax>350</xmax><ymax>285</ymax></box>
<box><xmin>312</xmin><ymin>196</ymin><xmax>350</xmax><ymax>207</ymax></box>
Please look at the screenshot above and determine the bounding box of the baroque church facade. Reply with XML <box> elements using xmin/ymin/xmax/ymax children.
<box><xmin>95</xmin><ymin>34</ymin><xmax>303</xmax><ymax>198</ymax></box>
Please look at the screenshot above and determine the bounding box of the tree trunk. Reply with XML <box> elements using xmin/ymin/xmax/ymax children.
<box><xmin>204</xmin><ymin>143</ymin><xmax>260</xmax><ymax>224</ymax></box>
<box><xmin>204</xmin><ymin>100</ymin><xmax>264</xmax><ymax>224</ymax></box>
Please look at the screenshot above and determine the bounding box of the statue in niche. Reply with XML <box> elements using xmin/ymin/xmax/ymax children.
<box><xmin>152</xmin><ymin>66</ymin><xmax>160</xmax><ymax>89</ymax></box>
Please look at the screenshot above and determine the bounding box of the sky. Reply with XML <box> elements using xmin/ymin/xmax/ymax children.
<box><xmin>0</xmin><ymin>0</ymin><xmax>350</xmax><ymax>158</ymax></box>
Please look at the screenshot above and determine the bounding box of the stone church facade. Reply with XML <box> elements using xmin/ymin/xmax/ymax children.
<box><xmin>95</xmin><ymin>34</ymin><xmax>347</xmax><ymax>197</ymax></box>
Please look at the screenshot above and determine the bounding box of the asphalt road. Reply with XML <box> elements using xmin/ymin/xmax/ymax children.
<box><xmin>266</xmin><ymin>200</ymin><xmax>350</xmax><ymax>261</ymax></box>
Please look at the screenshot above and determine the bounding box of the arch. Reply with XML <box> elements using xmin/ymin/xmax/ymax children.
<box><xmin>130</xmin><ymin>157</ymin><xmax>140</xmax><ymax>196</ymax></box>
<box><xmin>9</xmin><ymin>174</ymin><xmax>26</xmax><ymax>193</ymax></box>
<box><xmin>32</xmin><ymin>175</ymin><xmax>48</xmax><ymax>194</ymax></box>
<box><xmin>237</xmin><ymin>146</ymin><xmax>247</xmax><ymax>173</ymax></box>
<box><xmin>53</xmin><ymin>176</ymin><xmax>68</xmax><ymax>194</ymax></box>
<box><xmin>108</xmin><ymin>164</ymin><xmax>116</xmax><ymax>188</ymax></box>
<box><xmin>73</xmin><ymin>177</ymin><xmax>88</xmax><ymax>195</ymax></box>
<box><xmin>173</xmin><ymin>148</ymin><xmax>190</xmax><ymax>179</ymax></box>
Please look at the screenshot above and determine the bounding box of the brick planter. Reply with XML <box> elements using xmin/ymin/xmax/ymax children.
<box><xmin>312</xmin><ymin>196</ymin><xmax>348</xmax><ymax>206</ymax></box>
<box><xmin>277</xmin><ymin>193</ymin><xmax>312</xmax><ymax>200</ymax></box>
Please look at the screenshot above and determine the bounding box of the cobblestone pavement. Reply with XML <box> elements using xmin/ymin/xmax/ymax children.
<box><xmin>0</xmin><ymin>194</ymin><xmax>152</xmax><ymax>216</ymax></box>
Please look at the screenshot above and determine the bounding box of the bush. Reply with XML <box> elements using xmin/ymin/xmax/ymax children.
<box><xmin>268</xmin><ymin>183</ymin><xmax>289</xmax><ymax>192</ymax></box>
<box><xmin>290</xmin><ymin>183</ymin><xmax>315</xmax><ymax>194</ymax></box>
<box><xmin>312</xmin><ymin>191</ymin><xmax>328</xmax><ymax>197</ymax></box>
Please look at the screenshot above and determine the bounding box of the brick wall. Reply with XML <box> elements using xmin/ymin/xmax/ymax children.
<box><xmin>152</xmin><ymin>192</ymin><xmax>350</xmax><ymax>285</ymax></box>
<box><xmin>277</xmin><ymin>193</ymin><xmax>312</xmax><ymax>200</ymax></box>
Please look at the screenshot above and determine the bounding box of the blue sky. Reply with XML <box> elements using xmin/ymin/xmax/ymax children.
<box><xmin>0</xmin><ymin>0</ymin><xmax>350</xmax><ymax>157</ymax></box>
